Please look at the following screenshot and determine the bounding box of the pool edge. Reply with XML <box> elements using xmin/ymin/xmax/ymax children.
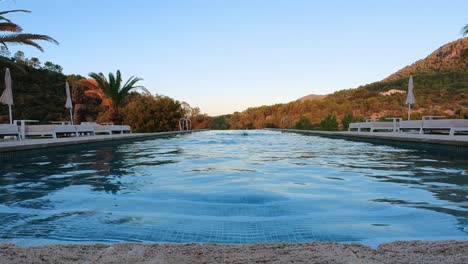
<box><xmin>0</xmin><ymin>129</ymin><xmax>210</xmax><ymax>153</ymax></box>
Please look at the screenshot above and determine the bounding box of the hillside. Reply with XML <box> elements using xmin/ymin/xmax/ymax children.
<box><xmin>297</xmin><ymin>94</ymin><xmax>326</xmax><ymax>102</ymax></box>
<box><xmin>0</xmin><ymin>60</ymin><xmax>70</xmax><ymax>123</ymax></box>
<box><xmin>218</xmin><ymin>38</ymin><xmax>468</xmax><ymax>130</ymax></box>
<box><xmin>384</xmin><ymin>38</ymin><xmax>467</xmax><ymax>81</ymax></box>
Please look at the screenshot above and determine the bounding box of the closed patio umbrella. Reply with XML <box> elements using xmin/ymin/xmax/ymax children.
<box><xmin>406</xmin><ymin>75</ymin><xmax>415</xmax><ymax>120</ymax></box>
<box><xmin>0</xmin><ymin>68</ymin><xmax>13</xmax><ymax>124</ymax></box>
<box><xmin>65</xmin><ymin>81</ymin><xmax>73</xmax><ymax>124</ymax></box>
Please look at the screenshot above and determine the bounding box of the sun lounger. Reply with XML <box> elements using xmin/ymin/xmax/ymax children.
<box><xmin>399</xmin><ymin>120</ymin><xmax>423</xmax><ymax>133</ymax></box>
<box><xmin>80</xmin><ymin>122</ymin><xmax>132</xmax><ymax>135</ymax></box>
<box><xmin>76</xmin><ymin>123</ymin><xmax>95</xmax><ymax>136</ymax></box>
<box><xmin>24</xmin><ymin>124</ymin><xmax>78</xmax><ymax>139</ymax></box>
<box><xmin>421</xmin><ymin>119</ymin><xmax>468</xmax><ymax>136</ymax></box>
<box><xmin>24</xmin><ymin>125</ymin><xmax>56</xmax><ymax>138</ymax></box>
<box><xmin>110</xmin><ymin>125</ymin><xmax>132</xmax><ymax>134</ymax></box>
<box><xmin>87</xmin><ymin>123</ymin><xmax>112</xmax><ymax>135</ymax></box>
<box><xmin>348</xmin><ymin>120</ymin><xmax>398</xmax><ymax>132</ymax></box>
<box><xmin>348</xmin><ymin>121</ymin><xmax>373</xmax><ymax>132</ymax></box>
<box><xmin>55</xmin><ymin>125</ymin><xmax>78</xmax><ymax>137</ymax></box>
<box><xmin>369</xmin><ymin>121</ymin><xmax>396</xmax><ymax>132</ymax></box>
<box><xmin>0</xmin><ymin>124</ymin><xmax>21</xmax><ymax>140</ymax></box>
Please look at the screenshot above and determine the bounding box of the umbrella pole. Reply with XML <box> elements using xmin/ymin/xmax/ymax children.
<box><xmin>69</xmin><ymin>108</ymin><xmax>74</xmax><ymax>125</ymax></box>
<box><xmin>8</xmin><ymin>105</ymin><xmax>12</xmax><ymax>124</ymax></box>
<box><xmin>408</xmin><ymin>104</ymin><xmax>411</xmax><ymax>120</ymax></box>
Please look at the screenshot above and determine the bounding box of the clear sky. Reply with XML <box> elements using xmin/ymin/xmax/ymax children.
<box><xmin>3</xmin><ymin>0</ymin><xmax>467</xmax><ymax>115</ymax></box>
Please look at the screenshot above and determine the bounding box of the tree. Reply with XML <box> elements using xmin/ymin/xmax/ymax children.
<box><xmin>0</xmin><ymin>9</ymin><xmax>58</xmax><ymax>52</ymax></box>
<box><xmin>212</xmin><ymin>115</ymin><xmax>230</xmax><ymax>130</ymax></box>
<box><xmin>43</xmin><ymin>61</ymin><xmax>63</xmax><ymax>73</ymax></box>
<box><xmin>0</xmin><ymin>45</ymin><xmax>10</xmax><ymax>57</ymax></box>
<box><xmin>80</xmin><ymin>70</ymin><xmax>147</xmax><ymax>123</ymax></box>
<box><xmin>122</xmin><ymin>95</ymin><xmax>185</xmax><ymax>132</ymax></box>
<box><xmin>341</xmin><ymin>112</ymin><xmax>355</xmax><ymax>131</ymax></box>
<box><xmin>462</xmin><ymin>24</ymin><xmax>468</xmax><ymax>36</ymax></box>
<box><xmin>294</xmin><ymin>115</ymin><xmax>313</xmax><ymax>130</ymax></box>
<box><xmin>319</xmin><ymin>114</ymin><xmax>339</xmax><ymax>131</ymax></box>
<box><xmin>53</xmin><ymin>63</ymin><xmax>63</xmax><ymax>73</ymax></box>
<box><xmin>29</xmin><ymin>57</ymin><xmax>40</xmax><ymax>68</ymax></box>
<box><xmin>13</xmin><ymin>50</ymin><xmax>24</xmax><ymax>64</ymax></box>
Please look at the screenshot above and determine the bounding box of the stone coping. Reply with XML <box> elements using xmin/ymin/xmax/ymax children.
<box><xmin>0</xmin><ymin>130</ymin><xmax>208</xmax><ymax>153</ymax></box>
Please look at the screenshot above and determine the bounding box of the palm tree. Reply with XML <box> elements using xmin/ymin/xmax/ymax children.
<box><xmin>80</xmin><ymin>70</ymin><xmax>147</xmax><ymax>123</ymax></box>
<box><xmin>0</xmin><ymin>9</ymin><xmax>58</xmax><ymax>51</ymax></box>
<box><xmin>462</xmin><ymin>24</ymin><xmax>468</xmax><ymax>36</ymax></box>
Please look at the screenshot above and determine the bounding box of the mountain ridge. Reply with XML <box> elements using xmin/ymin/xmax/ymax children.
<box><xmin>219</xmin><ymin>38</ymin><xmax>468</xmax><ymax>129</ymax></box>
<box><xmin>383</xmin><ymin>38</ymin><xmax>467</xmax><ymax>82</ymax></box>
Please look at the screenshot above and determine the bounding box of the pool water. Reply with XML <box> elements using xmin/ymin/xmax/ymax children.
<box><xmin>0</xmin><ymin>130</ymin><xmax>467</xmax><ymax>246</ymax></box>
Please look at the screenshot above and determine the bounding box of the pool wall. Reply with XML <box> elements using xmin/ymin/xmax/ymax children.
<box><xmin>0</xmin><ymin>130</ymin><xmax>208</xmax><ymax>154</ymax></box>
<box><xmin>271</xmin><ymin>129</ymin><xmax>468</xmax><ymax>154</ymax></box>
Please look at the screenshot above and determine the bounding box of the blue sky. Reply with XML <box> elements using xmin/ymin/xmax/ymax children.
<box><xmin>4</xmin><ymin>0</ymin><xmax>467</xmax><ymax>115</ymax></box>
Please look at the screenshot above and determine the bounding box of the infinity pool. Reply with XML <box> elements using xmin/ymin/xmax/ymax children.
<box><xmin>0</xmin><ymin>130</ymin><xmax>467</xmax><ymax>246</ymax></box>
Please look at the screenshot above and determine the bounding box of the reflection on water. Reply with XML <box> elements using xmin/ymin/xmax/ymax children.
<box><xmin>0</xmin><ymin>130</ymin><xmax>467</xmax><ymax>245</ymax></box>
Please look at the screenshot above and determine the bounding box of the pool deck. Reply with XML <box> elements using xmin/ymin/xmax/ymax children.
<box><xmin>0</xmin><ymin>130</ymin><xmax>206</xmax><ymax>153</ymax></box>
<box><xmin>1</xmin><ymin>240</ymin><xmax>467</xmax><ymax>264</ymax></box>
<box><xmin>272</xmin><ymin>129</ymin><xmax>468</xmax><ymax>148</ymax></box>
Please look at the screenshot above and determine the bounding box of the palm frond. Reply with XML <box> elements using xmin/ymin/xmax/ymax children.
<box><xmin>121</xmin><ymin>76</ymin><xmax>145</xmax><ymax>95</ymax></box>
<box><xmin>0</xmin><ymin>16</ymin><xmax>12</xmax><ymax>23</ymax></box>
<box><xmin>0</xmin><ymin>33</ymin><xmax>59</xmax><ymax>51</ymax></box>
<box><xmin>0</xmin><ymin>10</ymin><xmax>30</xmax><ymax>24</ymax></box>
<box><xmin>463</xmin><ymin>24</ymin><xmax>468</xmax><ymax>36</ymax></box>
<box><xmin>83</xmin><ymin>90</ymin><xmax>102</xmax><ymax>99</ymax></box>
<box><xmin>0</xmin><ymin>10</ymin><xmax>31</xmax><ymax>16</ymax></box>
<box><xmin>89</xmin><ymin>73</ymin><xmax>110</xmax><ymax>92</ymax></box>
<box><xmin>116</xmin><ymin>75</ymin><xmax>146</xmax><ymax>106</ymax></box>
<box><xmin>122</xmin><ymin>75</ymin><xmax>143</xmax><ymax>90</ymax></box>
<box><xmin>6</xmin><ymin>33</ymin><xmax>59</xmax><ymax>44</ymax></box>
<box><xmin>0</xmin><ymin>22</ymin><xmax>22</xmax><ymax>32</ymax></box>
<box><xmin>108</xmin><ymin>71</ymin><xmax>117</xmax><ymax>98</ymax></box>
<box><xmin>79</xmin><ymin>79</ymin><xmax>99</xmax><ymax>91</ymax></box>
<box><xmin>17</xmin><ymin>39</ymin><xmax>44</xmax><ymax>51</ymax></box>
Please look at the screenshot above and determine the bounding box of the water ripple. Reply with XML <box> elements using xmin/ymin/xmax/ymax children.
<box><xmin>0</xmin><ymin>130</ymin><xmax>467</xmax><ymax>245</ymax></box>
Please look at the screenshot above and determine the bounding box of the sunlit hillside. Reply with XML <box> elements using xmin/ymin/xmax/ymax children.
<box><xmin>218</xmin><ymin>38</ymin><xmax>468</xmax><ymax>130</ymax></box>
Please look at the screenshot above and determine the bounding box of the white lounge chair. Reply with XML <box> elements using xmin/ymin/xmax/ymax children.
<box><xmin>55</xmin><ymin>125</ymin><xmax>78</xmax><ymax>137</ymax></box>
<box><xmin>81</xmin><ymin>122</ymin><xmax>132</xmax><ymax>135</ymax></box>
<box><xmin>110</xmin><ymin>124</ymin><xmax>132</xmax><ymax>134</ymax></box>
<box><xmin>399</xmin><ymin>120</ymin><xmax>423</xmax><ymax>134</ymax></box>
<box><xmin>24</xmin><ymin>124</ymin><xmax>78</xmax><ymax>139</ymax></box>
<box><xmin>348</xmin><ymin>121</ymin><xmax>373</xmax><ymax>132</ymax></box>
<box><xmin>80</xmin><ymin>122</ymin><xmax>112</xmax><ymax>135</ymax></box>
<box><xmin>421</xmin><ymin>119</ymin><xmax>468</xmax><ymax>136</ymax></box>
<box><xmin>369</xmin><ymin>121</ymin><xmax>396</xmax><ymax>132</ymax></box>
<box><xmin>0</xmin><ymin>124</ymin><xmax>21</xmax><ymax>140</ymax></box>
<box><xmin>24</xmin><ymin>125</ymin><xmax>56</xmax><ymax>138</ymax></box>
<box><xmin>348</xmin><ymin>120</ymin><xmax>398</xmax><ymax>132</ymax></box>
<box><xmin>76</xmin><ymin>123</ymin><xmax>95</xmax><ymax>136</ymax></box>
